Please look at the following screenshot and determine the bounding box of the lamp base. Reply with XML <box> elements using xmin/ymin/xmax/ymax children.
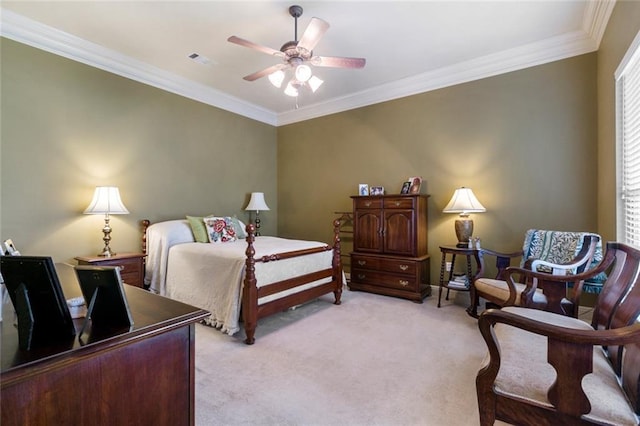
<box><xmin>98</xmin><ymin>248</ymin><xmax>115</xmax><ymax>257</ymax></box>
<box><xmin>454</xmin><ymin>218</ymin><xmax>474</xmax><ymax>247</ymax></box>
<box><xmin>98</xmin><ymin>215</ymin><xmax>115</xmax><ymax>257</ymax></box>
<box><xmin>254</xmin><ymin>211</ymin><xmax>261</xmax><ymax>237</ymax></box>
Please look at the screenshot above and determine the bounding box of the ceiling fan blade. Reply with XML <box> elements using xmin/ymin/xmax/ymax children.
<box><xmin>227</xmin><ymin>36</ymin><xmax>284</xmax><ymax>58</ymax></box>
<box><xmin>297</xmin><ymin>17</ymin><xmax>329</xmax><ymax>53</ymax></box>
<box><xmin>243</xmin><ymin>63</ymin><xmax>289</xmax><ymax>81</ymax></box>
<box><xmin>311</xmin><ymin>56</ymin><xmax>366</xmax><ymax>69</ymax></box>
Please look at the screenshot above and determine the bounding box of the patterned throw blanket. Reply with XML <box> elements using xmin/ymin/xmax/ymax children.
<box><xmin>521</xmin><ymin>229</ymin><xmax>605</xmax><ymax>292</ymax></box>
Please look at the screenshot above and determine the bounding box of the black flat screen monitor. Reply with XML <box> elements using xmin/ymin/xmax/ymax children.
<box><xmin>74</xmin><ymin>265</ymin><xmax>133</xmax><ymax>330</ymax></box>
<box><xmin>0</xmin><ymin>256</ymin><xmax>76</xmax><ymax>350</ymax></box>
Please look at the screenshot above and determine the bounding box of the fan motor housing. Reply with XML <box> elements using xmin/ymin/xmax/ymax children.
<box><xmin>280</xmin><ymin>40</ymin><xmax>312</xmax><ymax>61</ymax></box>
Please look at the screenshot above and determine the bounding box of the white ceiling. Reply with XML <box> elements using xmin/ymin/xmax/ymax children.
<box><xmin>0</xmin><ymin>1</ymin><xmax>615</xmax><ymax>126</ymax></box>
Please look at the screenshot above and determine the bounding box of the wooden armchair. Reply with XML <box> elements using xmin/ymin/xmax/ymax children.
<box><xmin>476</xmin><ymin>242</ymin><xmax>640</xmax><ymax>425</ymax></box>
<box><xmin>469</xmin><ymin>230</ymin><xmax>602</xmax><ymax>318</ymax></box>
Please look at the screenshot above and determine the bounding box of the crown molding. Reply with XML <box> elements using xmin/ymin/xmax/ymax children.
<box><xmin>277</xmin><ymin>29</ymin><xmax>599</xmax><ymax>126</ymax></box>
<box><xmin>0</xmin><ymin>9</ymin><xmax>278</xmax><ymax>126</ymax></box>
<box><xmin>582</xmin><ymin>0</ymin><xmax>616</xmax><ymax>45</ymax></box>
<box><xmin>2</xmin><ymin>2</ymin><xmax>614</xmax><ymax>127</ymax></box>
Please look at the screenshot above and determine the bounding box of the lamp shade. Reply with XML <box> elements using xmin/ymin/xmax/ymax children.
<box><xmin>245</xmin><ymin>192</ymin><xmax>270</xmax><ymax>212</ymax></box>
<box><xmin>84</xmin><ymin>186</ymin><xmax>129</xmax><ymax>215</ymax></box>
<box><xmin>442</xmin><ymin>187</ymin><xmax>486</xmax><ymax>216</ymax></box>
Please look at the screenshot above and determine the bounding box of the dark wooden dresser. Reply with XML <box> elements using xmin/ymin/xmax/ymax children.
<box><xmin>349</xmin><ymin>194</ymin><xmax>431</xmax><ymax>302</ymax></box>
<box><xmin>1</xmin><ymin>263</ymin><xmax>209</xmax><ymax>426</ymax></box>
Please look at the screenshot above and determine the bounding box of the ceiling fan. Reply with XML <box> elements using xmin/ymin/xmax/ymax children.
<box><xmin>227</xmin><ymin>5</ymin><xmax>366</xmax><ymax>96</ymax></box>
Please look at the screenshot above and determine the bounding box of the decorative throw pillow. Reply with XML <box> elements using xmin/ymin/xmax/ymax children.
<box><xmin>186</xmin><ymin>215</ymin><xmax>211</xmax><ymax>243</ymax></box>
<box><xmin>203</xmin><ymin>216</ymin><xmax>237</xmax><ymax>243</ymax></box>
<box><xmin>230</xmin><ymin>216</ymin><xmax>247</xmax><ymax>239</ymax></box>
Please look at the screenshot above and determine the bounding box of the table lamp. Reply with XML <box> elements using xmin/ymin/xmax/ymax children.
<box><xmin>443</xmin><ymin>187</ymin><xmax>486</xmax><ymax>247</ymax></box>
<box><xmin>84</xmin><ymin>186</ymin><xmax>129</xmax><ymax>257</ymax></box>
<box><xmin>245</xmin><ymin>192</ymin><xmax>270</xmax><ymax>236</ymax></box>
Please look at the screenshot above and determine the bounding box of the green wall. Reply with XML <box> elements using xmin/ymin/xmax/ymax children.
<box><xmin>0</xmin><ymin>38</ymin><xmax>277</xmax><ymax>263</ymax></box>
<box><xmin>278</xmin><ymin>54</ymin><xmax>598</xmax><ymax>284</ymax></box>
<box><xmin>597</xmin><ymin>0</ymin><xmax>640</xmax><ymax>242</ymax></box>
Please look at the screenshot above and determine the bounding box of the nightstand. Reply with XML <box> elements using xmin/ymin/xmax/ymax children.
<box><xmin>438</xmin><ymin>245</ymin><xmax>481</xmax><ymax>315</ymax></box>
<box><xmin>75</xmin><ymin>252</ymin><xmax>146</xmax><ymax>288</ymax></box>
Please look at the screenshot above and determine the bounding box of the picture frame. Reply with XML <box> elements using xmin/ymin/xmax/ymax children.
<box><xmin>3</xmin><ymin>239</ymin><xmax>21</xmax><ymax>256</ymax></box>
<box><xmin>408</xmin><ymin>177</ymin><xmax>422</xmax><ymax>194</ymax></box>
<box><xmin>370</xmin><ymin>186</ymin><xmax>384</xmax><ymax>196</ymax></box>
<box><xmin>75</xmin><ymin>265</ymin><xmax>134</xmax><ymax>333</ymax></box>
<box><xmin>358</xmin><ymin>184</ymin><xmax>369</xmax><ymax>196</ymax></box>
<box><xmin>400</xmin><ymin>181</ymin><xmax>411</xmax><ymax>194</ymax></box>
<box><xmin>0</xmin><ymin>256</ymin><xmax>76</xmax><ymax>349</ymax></box>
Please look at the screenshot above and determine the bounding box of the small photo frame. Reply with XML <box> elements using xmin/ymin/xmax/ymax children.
<box><xmin>400</xmin><ymin>181</ymin><xmax>411</xmax><ymax>194</ymax></box>
<box><xmin>3</xmin><ymin>239</ymin><xmax>21</xmax><ymax>256</ymax></box>
<box><xmin>408</xmin><ymin>177</ymin><xmax>422</xmax><ymax>194</ymax></box>
<box><xmin>359</xmin><ymin>184</ymin><xmax>369</xmax><ymax>196</ymax></box>
<box><xmin>370</xmin><ymin>186</ymin><xmax>384</xmax><ymax>196</ymax></box>
<box><xmin>75</xmin><ymin>265</ymin><xmax>133</xmax><ymax>332</ymax></box>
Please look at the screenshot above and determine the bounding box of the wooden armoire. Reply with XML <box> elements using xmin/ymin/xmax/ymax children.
<box><xmin>349</xmin><ymin>194</ymin><xmax>430</xmax><ymax>302</ymax></box>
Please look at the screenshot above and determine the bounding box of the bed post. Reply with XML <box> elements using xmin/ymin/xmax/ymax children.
<box><xmin>332</xmin><ymin>219</ymin><xmax>343</xmax><ymax>305</ymax></box>
<box><xmin>243</xmin><ymin>224</ymin><xmax>258</xmax><ymax>345</ymax></box>
<box><xmin>141</xmin><ymin>219</ymin><xmax>150</xmax><ymax>255</ymax></box>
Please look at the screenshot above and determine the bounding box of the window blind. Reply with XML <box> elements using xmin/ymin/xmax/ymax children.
<box><xmin>619</xmin><ymin>32</ymin><xmax>640</xmax><ymax>247</ymax></box>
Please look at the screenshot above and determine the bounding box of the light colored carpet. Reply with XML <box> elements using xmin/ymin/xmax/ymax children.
<box><xmin>194</xmin><ymin>287</ymin><xmax>487</xmax><ymax>426</ymax></box>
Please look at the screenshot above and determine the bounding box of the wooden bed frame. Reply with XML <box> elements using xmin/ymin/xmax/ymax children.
<box><xmin>141</xmin><ymin>219</ymin><xmax>343</xmax><ymax>344</ymax></box>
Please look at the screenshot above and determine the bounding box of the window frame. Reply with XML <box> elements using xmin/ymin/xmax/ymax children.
<box><xmin>616</xmin><ymin>30</ymin><xmax>640</xmax><ymax>246</ymax></box>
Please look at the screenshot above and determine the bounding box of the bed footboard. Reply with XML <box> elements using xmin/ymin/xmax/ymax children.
<box><xmin>242</xmin><ymin>220</ymin><xmax>343</xmax><ymax>344</ymax></box>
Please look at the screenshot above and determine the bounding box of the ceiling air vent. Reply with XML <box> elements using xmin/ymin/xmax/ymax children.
<box><xmin>188</xmin><ymin>53</ymin><xmax>212</xmax><ymax>65</ymax></box>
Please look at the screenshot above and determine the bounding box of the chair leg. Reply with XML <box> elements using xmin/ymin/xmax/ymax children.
<box><xmin>467</xmin><ymin>287</ymin><xmax>480</xmax><ymax>318</ymax></box>
<box><xmin>485</xmin><ymin>301</ymin><xmax>501</xmax><ymax>310</ymax></box>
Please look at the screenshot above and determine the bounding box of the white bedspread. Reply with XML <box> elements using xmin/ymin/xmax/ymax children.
<box><xmin>145</xmin><ymin>220</ymin><xmax>335</xmax><ymax>335</ymax></box>
<box><xmin>144</xmin><ymin>220</ymin><xmax>195</xmax><ymax>294</ymax></box>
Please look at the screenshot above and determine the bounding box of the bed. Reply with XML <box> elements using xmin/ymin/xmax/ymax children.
<box><xmin>141</xmin><ymin>217</ymin><xmax>343</xmax><ymax>344</ymax></box>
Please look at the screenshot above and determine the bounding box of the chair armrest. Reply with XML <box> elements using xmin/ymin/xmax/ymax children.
<box><xmin>504</xmin><ymin>240</ymin><xmax>614</xmax><ymax>292</ymax></box>
<box><xmin>477</xmin><ymin>307</ymin><xmax>640</xmax><ymax>417</ymax></box>
<box><xmin>477</xmin><ymin>248</ymin><xmax>524</xmax><ymax>280</ymax></box>
<box><xmin>529</xmin><ymin>234</ymin><xmax>600</xmax><ymax>275</ymax></box>
<box><xmin>503</xmin><ymin>245</ymin><xmax>613</xmax><ymax>315</ymax></box>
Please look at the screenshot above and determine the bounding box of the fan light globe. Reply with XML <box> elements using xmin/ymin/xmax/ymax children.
<box><xmin>295</xmin><ymin>65</ymin><xmax>312</xmax><ymax>82</ymax></box>
<box><xmin>284</xmin><ymin>81</ymin><xmax>299</xmax><ymax>97</ymax></box>
<box><xmin>268</xmin><ymin>70</ymin><xmax>285</xmax><ymax>88</ymax></box>
<box><xmin>308</xmin><ymin>75</ymin><xmax>324</xmax><ymax>92</ymax></box>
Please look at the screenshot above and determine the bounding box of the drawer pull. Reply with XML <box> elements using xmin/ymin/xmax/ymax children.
<box><xmin>398</xmin><ymin>264</ymin><xmax>409</xmax><ymax>271</ymax></box>
<box><xmin>364</xmin><ymin>201</ymin><xmax>371</xmax><ymax>207</ymax></box>
<box><xmin>358</xmin><ymin>260</ymin><xmax>367</xmax><ymax>266</ymax></box>
<box><xmin>399</xmin><ymin>280</ymin><xmax>409</xmax><ymax>286</ymax></box>
<box><xmin>358</xmin><ymin>274</ymin><xmax>366</xmax><ymax>280</ymax></box>
<box><xmin>394</xmin><ymin>201</ymin><xmax>400</xmax><ymax>206</ymax></box>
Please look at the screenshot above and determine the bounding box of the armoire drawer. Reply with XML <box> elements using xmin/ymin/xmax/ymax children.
<box><xmin>352</xmin><ymin>255</ymin><xmax>417</xmax><ymax>276</ymax></box>
<box><xmin>383</xmin><ymin>197</ymin><xmax>415</xmax><ymax>209</ymax></box>
<box><xmin>351</xmin><ymin>268</ymin><xmax>418</xmax><ymax>292</ymax></box>
<box><xmin>354</xmin><ymin>197</ymin><xmax>383</xmax><ymax>209</ymax></box>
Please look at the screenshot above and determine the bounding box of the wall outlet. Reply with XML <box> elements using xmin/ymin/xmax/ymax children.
<box><xmin>446</xmin><ymin>261</ymin><xmax>452</xmax><ymax>271</ymax></box>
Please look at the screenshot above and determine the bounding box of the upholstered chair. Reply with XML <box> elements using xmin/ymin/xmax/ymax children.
<box><xmin>469</xmin><ymin>230</ymin><xmax>602</xmax><ymax>318</ymax></box>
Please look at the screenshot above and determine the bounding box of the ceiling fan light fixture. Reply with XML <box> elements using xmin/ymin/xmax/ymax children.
<box><xmin>308</xmin><ymin>75</ymin><xmax>323</xmax><ymax>92</ymax></box>
<box><xmin>228</xmin><ymin>4</ymin><xmax>365</xmax><ymax>102</ymax></box>
<box><xmin>295</xmin><ymin>64</ymin><xmax>312</xmax><ymax>82</ymax></box>
<box><xmin>268</xmin><ymin>69</ymin><xmax>285</xmax><ymax>88</ymax></box>
<box><xmin>284</xmin><ymin>81</ymin><xmax>299</xmax><ymax>97</ymax></box>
